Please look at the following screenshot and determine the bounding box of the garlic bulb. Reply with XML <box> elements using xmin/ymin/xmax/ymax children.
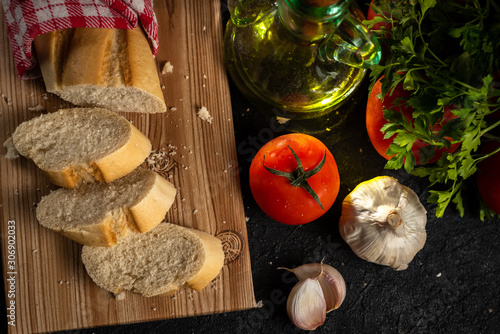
<box><xmin>281</xmin><ymin>263</ymin><xmax>346</xmax><ymax>330</ymax></box>
<box><xmin>339</xmin><ymin>176</ymin><xmax>427</xmax><ymax>271</ymax></box>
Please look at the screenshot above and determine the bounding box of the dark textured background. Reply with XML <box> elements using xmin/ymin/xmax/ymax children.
<box><xmin>2</xmin><ymin>1</ymin><xmax>500</xmax><ymax>333</ymax></box>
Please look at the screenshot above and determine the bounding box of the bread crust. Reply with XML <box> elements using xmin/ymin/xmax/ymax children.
<box><xmin>34</xmin><ymin>27</ymin><xmax>166</xmax><ymax>113</ymax></box>
<box><xmin>186</xmin><ymin>228</ymin><xmax>225</xmax><ymax>291</ymax></box>
<box><xmin>124</xmin><ymin>27</ymin><xmax>165</xmax><ymax>108</ymax></box>
<box><xmin>96</xmin><ymin>124</ymin><xmax>152</xmax><ymax>184</ymax></box>
<box><xmin>129</xmin><ymin>173</ymin><xmax>177</xmax><ymax>233</ymax></box>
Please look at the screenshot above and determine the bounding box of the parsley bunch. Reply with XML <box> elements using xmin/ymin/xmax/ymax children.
<box><xmin>365</xmin><ymin>0</ymin><xmax>500</xmax><ymax>219</ymax></box>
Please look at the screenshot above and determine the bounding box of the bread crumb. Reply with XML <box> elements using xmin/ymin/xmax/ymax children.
<box><xmin>28</xmin><ymin>104</ymin><xmax>45</xmax><ymax>113</ymax></box>
<box><xmin>115</xmin><ymin>292</ymin><xmax>126</xmax><ymax>301</ymax></box>
<box><xmin>32</xmin><ymin>249</ymin><xmax>38</xmax><ymax>253</ymax></box>
<box><xmin>256</xmin><ymin>300</ymin><xmax>264</xmax><ymax>308</ymax></box>
<box><xmin>245</xmin><ymin>217</ymin><xmax>250</xmax><ymax>222</ymax></box>
<box><xmin>41</xmin><ymin>93</ymin><xmax>48</xmax><ymax>100</ymax></box>
<box><xmin>161</xmin><ymin>61</ymin><xmax>173</xmax><ymax>74</ymax></box>
<box><xmin>58</xmin><ymin>280</ymin><xmax>63</xmax><ymax>284</ymax></box>
<box><xmin>192</xmin><ymin>209</ymin><xmax>198</xmax><ymax>214</ymax></box>
<box><xmin>161</xmin><ymin>85</ymin><xmax>166</xmax><ymax>90</ymax></box>
<box><xmin>170</xmin><ymin>107</ymin><xmax>177</xmax><ymax>111</ymax></box>
<box><xmin>3</xmin><ymin>137</ymin><xmax>20</xmax><ymax>159</ymax></box>
<box><xmin>1</xmin><ymin>93</ymin><xmax>12</xmax><ymax>105</ymax></box>
<box><xmin>184</xmin><ymin>75</ymin><xmax>189</xmax><ymax>79</ymax></box>
<box><xmin>152</xmin><ymin>307</ymin><xmax>157</xmax><ymax>311</ymax></box>
<box><xmin>197</xmin><ymin>106</ymin><xmax>213</xmax><ymax>124</ymax></box>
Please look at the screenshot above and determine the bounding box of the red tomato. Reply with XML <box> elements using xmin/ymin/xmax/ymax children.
<box><xmin>367</xmin><ymin>0</ymin><xmax>393</xmax><ymax>32</ymax></box>
<box><xmin>477</xmin><ymin>141</ymin><xmax>500</xmax><ymax>214</ymax></box>
<box><xmin>249</xmin><ymin>133</ymin><xmax>340</xmax><ymax>225</ymax></box>
<box><xmin>366</xmin><ymin>77</ymin><xmax>460</xmax><ymax>164</ymax></box>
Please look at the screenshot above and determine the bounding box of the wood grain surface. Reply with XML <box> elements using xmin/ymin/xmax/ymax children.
<box><xmin>0</xmin><ymin>1</ymin><xmax>256</xmax><ymax>333</ymax></box>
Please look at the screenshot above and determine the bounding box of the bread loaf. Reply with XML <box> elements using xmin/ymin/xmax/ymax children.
<box><xmin>81</xmin><ymin>223</ymin><xmax>225</xmax><ymax>297</ymax></box>
<box><xmin>12</xmin><ymin>107</ymin><xmax>151</xmax><ymax>188</ymax></box>
<box><xmin>36</xmin><ymin>167</ymin><xmax>176</xmax><ymax>247</ymax></box>
<box><xmin>34</xmin><ymin>27</ymin><xmax>166</xmax><ymax>114</ymax></box>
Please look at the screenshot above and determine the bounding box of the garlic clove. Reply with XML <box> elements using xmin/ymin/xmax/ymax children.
<box><xmin>282</xmin><ymin>263</ymin><xmax>346</xmax><ymax>312</ymax></box>
<box><xmin>339</xmin><ymin>176</ymin><xmax>427</xmax><ymax>270</ymax></box>
<box><xmin>316</xmin><ymin>265</ymin><xmax>346</xmax><ymax>312</ymax></box>
<box><xmin>287</xmin><ymin>278</ymin><xmax>326</xmax><ymax>331</ymax></box>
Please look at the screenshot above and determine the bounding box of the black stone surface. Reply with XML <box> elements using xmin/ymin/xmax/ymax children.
<box><xmin>2</xmin><ymin>1</ymin><xmax>499</xmax><ymax>333</ymax></box>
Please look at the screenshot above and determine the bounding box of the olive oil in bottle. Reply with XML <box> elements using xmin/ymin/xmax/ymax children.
<box><xmin>224</xmin><ymin>0</ymin><xmax>380</xmax><ymax>119</ymax></box>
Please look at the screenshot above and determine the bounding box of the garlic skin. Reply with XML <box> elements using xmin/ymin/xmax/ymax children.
<box><xmin>287</xmin><ymin>278</ymin><xmax>326</xmax><ymax>330</ymax></box>
<box><xmin>339</xmin><ymin>176</ymin><xmax>427</xmax><ymax>270</ymax></box>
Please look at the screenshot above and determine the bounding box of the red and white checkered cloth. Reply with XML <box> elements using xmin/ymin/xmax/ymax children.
<box><xmin>1</xmin><ymin>0</ymin><xmax>159</xmax><ymax>79</ymax></box>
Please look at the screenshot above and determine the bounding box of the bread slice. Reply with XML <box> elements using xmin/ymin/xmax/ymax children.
<box><xmin>36</xmin><ymin>168</ymin><xmax>176</xmax><ymax>247</ymax></box>
<box><xmin>12</xmin><ymin>107</ymin><xmax>151</xmax><ymax>188</ymax></box>
<box><xmin>34</xmin><ymin>27</ymin><xmax>166</xmax><ymax>114</ymax></box>
<box><xmin>81</xmin><ymin>223</ymin><xmax>225</xmax><ymax>297</ymax></box>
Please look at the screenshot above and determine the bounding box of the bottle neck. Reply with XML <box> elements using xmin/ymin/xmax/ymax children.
<box><xmin>278</xmin><ymin>0</ymin><xmax>350</xmax><ymax>42</ymax></box>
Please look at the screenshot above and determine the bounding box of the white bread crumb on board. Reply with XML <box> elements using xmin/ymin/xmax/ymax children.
<box><xmin>161</xmin><ymin>61</ymin><xmax>173</xmax><ymax>74</ymax></box>
<box><xmin>115</xmin><ymin>292</ymin><xmax>126</xmax><ymax>301</ymax></box>
<box><xmin>1</xmin><ymin>93</ymin><xmax>12</xmax><ymax>105</ymax></box>
<box><xmin>197</xmin><ymin>106</ymin><xmax>213</xmax><ymax>124</ymax></box>
<box><xmin>28</xmin><ymin>104</ymin><xmax>45</xmax><ymax>113</ymax></box>
<box><xmin>3</xmin><ymin>137</ymin><xmax>20</xmax><ymax>159</ymax></box>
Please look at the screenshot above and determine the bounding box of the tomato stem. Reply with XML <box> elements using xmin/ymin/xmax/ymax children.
<box><xmin>263</xmin><ymin>145</ymin><xmax>326</xmax><ymax>210</ymax></box>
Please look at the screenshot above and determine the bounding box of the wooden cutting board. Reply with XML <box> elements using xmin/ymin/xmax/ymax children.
<box><xmin>0</xmin><ymin>1</ymin><xmax>256</xmax><ymax>333</ymax></box>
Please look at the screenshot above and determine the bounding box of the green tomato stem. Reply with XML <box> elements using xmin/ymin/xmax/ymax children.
<box><xmin>262</xmin><ymin>146</ymin><xmax>326</xmax><ymax>210</ymax></box>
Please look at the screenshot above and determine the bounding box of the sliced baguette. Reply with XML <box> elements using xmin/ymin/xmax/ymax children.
<box><xmin>34</xmin><ymin>27</ymin><xmax>166</xmax><ymax>114</ymax></box>
<box><xmin>36</xmin><ymin>168</ymin><xmax>176</xmax><ymax>247</ymax></box>
<box><xmin>12</xmin><ymin>107</ymin><xmax>151</xmax><ymax>188</ymax></box>
<box><xmin>81</xmin><ymin>223</ymin><xmax>225</xmax><ymax>297</ymax></box>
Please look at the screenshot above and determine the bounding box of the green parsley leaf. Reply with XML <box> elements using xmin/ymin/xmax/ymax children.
<box><xmin>366</xmin><ymin>0</ymin><xmax>500</xmax><ymax>218</ymax></box>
